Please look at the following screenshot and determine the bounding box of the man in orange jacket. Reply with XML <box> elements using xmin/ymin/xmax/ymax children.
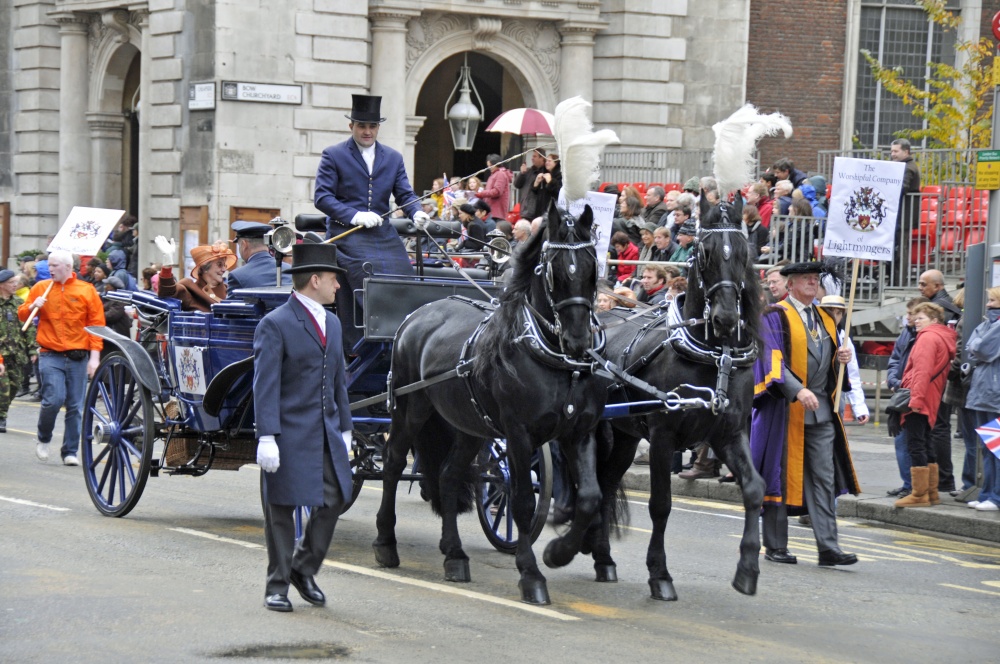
<box><xmin>18</xmin><ymin>249</ymin><xmax>104</xmax><ymax>465</ymax></box>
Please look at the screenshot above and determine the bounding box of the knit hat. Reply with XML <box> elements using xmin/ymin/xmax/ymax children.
<box><xmin>683</xmin><ymin>177</ymin><xmax>700</xmax><ymax>192</ymax></box>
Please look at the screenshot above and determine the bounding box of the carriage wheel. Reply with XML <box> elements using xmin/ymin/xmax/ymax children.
<box><xmin>342</xmin><ymin>431</ymin><xmax>385</xmax><ymax>514</ymax></box>
<box><xmin>476</xmin><ymin>441</ymin><xmax>553</xmax><ymax>554</ymax></box>
<box><xmin>81</xmin><ymin>353</ymin><xmax>155</xmax><ymax>517</ymax></box>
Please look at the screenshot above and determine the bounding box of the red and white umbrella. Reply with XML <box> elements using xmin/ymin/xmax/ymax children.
<box><xmin>485</xmin><ymin>108</ymin><xmax>555</xmax><ymax>135</ymax></box>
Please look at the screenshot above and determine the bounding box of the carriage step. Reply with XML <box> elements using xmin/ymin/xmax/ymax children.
<box><xmin>150</xmin><ymin>460</ymin><xmax>161</xmax><ymax>477</ymax></box>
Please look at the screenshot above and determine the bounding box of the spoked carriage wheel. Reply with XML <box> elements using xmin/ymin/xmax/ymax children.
<box><xmin>476</xmin><ymin>441</ymin><xmax>553</xmax><ymax>554</ymax></box>
<box><xmin>81</xmin><ymin>353</ymin><xmax>155</xmax><ymax>517</ymax></box>
<box><xmin>343</xmin><ymin>431</ymin><xmax>384</xmax><ymax>514</ymax></box>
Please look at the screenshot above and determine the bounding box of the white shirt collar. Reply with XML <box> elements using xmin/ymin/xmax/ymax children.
<box><xmin>293</xmin><ymin>291</ymin><xmax>326</xmax><ymax>336</ymax></box>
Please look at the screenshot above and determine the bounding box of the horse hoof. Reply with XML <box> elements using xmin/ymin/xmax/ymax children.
<box><xmin>443</xmin><ymin>558</ymin><xmax>471</xmax><ymax>583</ymax></box>
<box><xmin>518</xmin><ymin>579</ymin><xmax>551</xmax><ymax>605</ymax></box>
<box><xmin>732</xmin><ymin>569</ymin><xmax>758</xmax><ymax>596</ymax></box>
<box><xmin>542</xmin><ymin>540</ymin><xmax>575</xmax><ymax>569</ymax></box>
<box><xmin>649</xmin><ymin>579</ymin><xmax>678</xmax><ymax>601</ymax></box>
<box><xmin>372</xmin><ymin>543</ymin><xmax>399</xmax><ymax>568</ymax></box>
<box><xmin>594</xmin><ymin>564</ymin><xmax>618</xmax><ymax>583</ymax></box>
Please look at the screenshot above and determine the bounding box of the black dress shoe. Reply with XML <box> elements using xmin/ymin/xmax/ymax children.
<box><xmin>818</xmin><ymin>549</ymin><xmax>858</xmax><ymax>567</ymax></box>
<box><xmin>289</xmin><ymin>570</ymin><xmax>325</xmax><ymax>606</ymax></box>
<box><xmin>886</xmin><ymin>486</ymin><xmax>910</xmax><ymax>497</ymax></box>
<box><xmin>764</xmin><ymin>548</ymin><xmax>797</xmax><ymax>564</ymax></box>
<box><xmin>264</xmin><ymin>594</ymin><xmax>293</xmax><ymax>612</ymax></box>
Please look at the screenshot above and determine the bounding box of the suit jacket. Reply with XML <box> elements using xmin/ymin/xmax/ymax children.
<box><xmin>226</xmin><ymin>251</ymin><xmax>291</xmax><ymax>293</ymax></box>
<box><xmin>253</xmin><ymin>295</ymin><xmax>353</xmax><ymax>506</ymax></box>
<box><xmin>313</xmin><ymin>138</ymin><xmax>416</xmax><ymax>298</ymax></box>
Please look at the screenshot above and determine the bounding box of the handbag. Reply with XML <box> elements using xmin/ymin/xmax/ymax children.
<box><xmin>886</xmin><ymin>388</ymin><xmax>912</xmax><ymax>414</ymax></box>
<box><xmin>886</xmin><ymin>364</ymin><xmax>947</xmax><ymax>415</ymax></box>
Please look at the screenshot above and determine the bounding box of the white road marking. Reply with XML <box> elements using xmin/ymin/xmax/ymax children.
<box><xmin>171</xmin><ymin>527</ymin><xmax>580</xmax><ymax>622</ymax></box>
<box><xmin>0</xmin><ymin>495</ymin><xmax>71</xmax><ymax>512</ymax></box>
<box><xmin>627</xmin><ymin>499</ymin><xmax>745</xmax><ymax>521</ymax></box>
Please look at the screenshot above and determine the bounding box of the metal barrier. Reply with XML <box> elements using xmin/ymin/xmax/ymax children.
<box><xmin>600</xmin><ymin>149</ymin><xmax>718</xmax><ymax>188</ymax></box>
<box><xmin>756</xmin><ymin>185</ymin><xmax>987</xmax><ymax>305</ymax></box>
<box><xmin>816</xmin><ymin>148</ymin><xmax>977</xmax><ymax>187</ymax></box>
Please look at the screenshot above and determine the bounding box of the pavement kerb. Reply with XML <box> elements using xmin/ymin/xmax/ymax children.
<box><xmin>622</xmin><ymin>466</ymin><xmax>1000</xmax><ymax>544</ymax></box>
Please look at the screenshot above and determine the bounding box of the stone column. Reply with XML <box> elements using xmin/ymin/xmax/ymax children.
<box><xmin>369</xmin><ymin>9</ymin><xmax>418</xmax><ymax>153</ymax></box>
<box><xmin>55</xmin><ymin>13</ymin><xmax>92</xmax><ymax>222</ymax></box>
<box><xmin>87</xmin><ymin>112</ymin><xmax>126</xmax><ymax>210</ymax></box>
<box><xmin>404</xmin><ymin>115</ymin><xmax>426</xmax><ymax>183</ymax></box>
<box><xmin>134</xmin><ymin>8</ymin><xmax>154</xmax><ymax>272</ymax></box>
<box><xmin>558</xmin><ymin>23</ymin><xmax>600</xmax><ymax>103</ymax></box>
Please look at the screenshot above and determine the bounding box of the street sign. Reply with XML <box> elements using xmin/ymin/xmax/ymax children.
<box><xmin>992</xmin><ymin>10</ymin><xmax>1000</xmax><ymax>42</ymax></box>
<box><xmin>188</xmin><ymin>82</ymin><xmax>215</xmax><ymax>110</ymax></box>
<box><xmin>221</xmin><ymin>81</ymin><xmax>302</xmax><ymax>105</ymax></box>
<box><xmin>977</xmin><ymin>150</ymin><xmax>1000</xmax><ymax>191</ymax></box>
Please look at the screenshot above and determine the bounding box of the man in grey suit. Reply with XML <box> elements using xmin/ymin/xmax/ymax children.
<box><xmin>253</xmin><ymin>242</ymin><xmax>354</xmax><ymax>612</ymax></box>
<box><xmin>750</xmin><ymin>262</ymin><xmax>862</xmax><ymax>567</ymax></box>
<box><xmin>226</xmin><ymin>221</ymin><xmax>291</xmax><ymax>293</ymax></box>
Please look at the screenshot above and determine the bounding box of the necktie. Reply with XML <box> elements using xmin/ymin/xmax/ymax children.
<box><xmin>806</xmin><ymin>306</ymin><xmax>814</xmax><ymax>332</ymax></box>
<box><xmin>363</xmin><ymin>149</ymin><xmax>374</xmax><ymax>174</ymax></box>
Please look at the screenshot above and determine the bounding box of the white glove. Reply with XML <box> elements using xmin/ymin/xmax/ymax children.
<box><xmin>350</xmin><ymin>211</ymin><xmax>383</xmax><ymax>228</ymax></box>
<box><xmin>154</xmin><ymin>236</ymin><xmax>178</xmax><ymax>265</ymax></box>
<box><xmin>413</xmin><ymin>210</ymin><xmax>430</xmax><ymax>229</ymax></box>
<box><xmin>257</xmin><ymin>436</ymin><xmax>280</xmax><ymax>473</ymax></box>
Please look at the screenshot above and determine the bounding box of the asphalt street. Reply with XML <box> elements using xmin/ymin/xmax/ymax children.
<box><xmin>2</xmin><ymin>396</ymin><xmax>999</xmax><ymax>663</ymax></box>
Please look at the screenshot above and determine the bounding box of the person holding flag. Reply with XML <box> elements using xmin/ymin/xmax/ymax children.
<box><xmin>964</xmin><ymin>287</ymin><xmax>1000</xmax><ymax>511</ymax></box>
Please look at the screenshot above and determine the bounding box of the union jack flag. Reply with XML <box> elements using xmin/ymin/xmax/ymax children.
<box><xmin>974</xmin><ymin>418</ymin><xmax>1000</xmax><ymax>460</ymax></box>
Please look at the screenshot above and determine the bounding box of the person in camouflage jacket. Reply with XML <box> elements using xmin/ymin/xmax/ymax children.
<box><xmin>0</xmin><ymin>269</ymin><xmax>37</xmax><ymax>432</ymax></box>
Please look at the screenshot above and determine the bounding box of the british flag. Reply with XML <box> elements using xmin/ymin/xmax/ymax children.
<box><xmin>974</xmin><ymin>418</ymin><xmax>1000</xmax><ymax>460</ymax></box>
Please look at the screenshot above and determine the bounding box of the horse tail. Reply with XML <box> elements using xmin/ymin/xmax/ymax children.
<box><xmin>415</xmin><ymin>420</ymin><xmax>478</xmax><ymax>517</ymax></box>
<box><xmin>606</xmin><ymin>482</ymin><xmax>630</xmax><ymax>538</ymax></box>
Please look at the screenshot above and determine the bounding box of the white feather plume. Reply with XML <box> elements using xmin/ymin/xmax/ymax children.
<box><xmin>712</xmin><ymin>104</ymin><xmax>793</xmax><ymax>196</ymax></box>
<box><xmin>554</xmin><ymin>97</ymin><xmax>620</xmax><ymax>203</ymax></box>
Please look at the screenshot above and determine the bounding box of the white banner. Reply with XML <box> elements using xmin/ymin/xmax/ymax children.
<box><xmin>562</xmin><ymin>191</ymin><xmax>616</xmax><ymax>279</ymax></box>
<box><xmin>47</xmin><ymin>206</ymin><xmax>126</xmax><ymax>256</ymax></box>
<box><xmin>823</xmin><ymin>157</ymin><xmax>905</xmax><ymax>261</ymax></box>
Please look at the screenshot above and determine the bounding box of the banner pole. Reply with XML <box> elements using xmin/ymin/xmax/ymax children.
<box><xmin>833</xmin><ymin>257</ymin><xmax>860</xmax><ymax>411</ymax></box>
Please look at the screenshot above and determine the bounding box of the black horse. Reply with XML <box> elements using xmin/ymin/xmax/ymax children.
<box><xmin>588</xmin><ymin>193</ymin><xmax>766</xmax><ymax>599</ymax></box>
<box><xmin>372</xmin><ymin>202</ymin><xmax>609</xmax><ymax>605</ymax></box>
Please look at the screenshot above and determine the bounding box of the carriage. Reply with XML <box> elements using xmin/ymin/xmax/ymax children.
<box><xmin>80</xmin><ymin>214</ymin><xmax>553</xmax><ymax>554</ymax></box>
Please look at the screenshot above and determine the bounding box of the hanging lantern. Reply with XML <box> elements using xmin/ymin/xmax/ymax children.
<box><xmin>445</xmin><ymin>54</ymin><xmax>483</xmax><ymax>151</ymax></box>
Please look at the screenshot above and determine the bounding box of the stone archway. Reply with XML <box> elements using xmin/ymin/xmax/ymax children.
<box><xmin>402</xmin><ymin>20</ymin><xmax>560</xmax><ymax>179</ymax></box>
<box><xmin>88</xmin><ymin>16</ymin><xmax>142</xmax><ymax>212</ymax></box>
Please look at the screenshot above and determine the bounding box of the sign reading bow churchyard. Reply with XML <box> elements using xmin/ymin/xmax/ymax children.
<box><xmin>221</xmin><ymin>81</ymin><xmax>302</xmax><ymax>105</ymax></box>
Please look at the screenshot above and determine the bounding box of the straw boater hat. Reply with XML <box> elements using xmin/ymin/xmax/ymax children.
<box><xmin>819</xmin><ymin>295</ymin><xmax>847</xmax><ymax>310</ymax></box>
<box><xmin>190</xmin><ymin>242</ymin><xmax>237</xmax><ymax>273</ymax></box>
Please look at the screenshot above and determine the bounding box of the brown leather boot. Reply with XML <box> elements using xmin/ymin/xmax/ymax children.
<box><xmin>927</xmin><ymin>462</ymin><xmax>941</xmax><ymax>505</ymax></box>
<box><xmin>895</xmin><ymin>467</ymin><xmax>931</xmax><ymax>508</ymax></box>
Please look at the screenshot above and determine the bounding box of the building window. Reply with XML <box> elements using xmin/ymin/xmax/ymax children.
<box><xmin>853</xmin><ymin>0</ymin><xmax>959</xmax><ymax>149</ymax></box>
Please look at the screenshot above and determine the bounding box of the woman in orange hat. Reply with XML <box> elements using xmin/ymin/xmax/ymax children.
<box><xmin>153</xmin><ymin>238</ymin><xmax>237</xmax><ymax>312</ymax></box>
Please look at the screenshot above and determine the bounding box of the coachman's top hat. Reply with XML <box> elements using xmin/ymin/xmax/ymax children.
<box><xmin>287</xmin><ymin>242</ymin><xmax>346</xmax><ymax>275</ymax></box>
<box><xmin>345</xmin><ymin>94</ymin><xmax>386</xmax><ymax>123</ymax></box>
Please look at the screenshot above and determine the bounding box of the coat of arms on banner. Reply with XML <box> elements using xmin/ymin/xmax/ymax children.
<box><xmin>47</xmin><ymin>206</ymin><xmax>126</xmax><ymax>256</ymax></box>
<box><xmin>844</xmin><ymin>186</ymin><xmax>888</xmax><ymax>232</ymax></box>
<box><xmin>175</xmin><ymin>347</ymin><xmax>206</xmax><ymax>395</ymax></box>
<box><xmin>68</xmin><ymin>217</ymin><xmax>104</xmax><ymax>240</ymax></box>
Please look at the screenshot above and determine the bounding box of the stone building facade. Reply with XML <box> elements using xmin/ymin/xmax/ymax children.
<box><xmin>0</xmin><ymin>0</ymin><xmax>988</xmax><ymax>271</ymax></box>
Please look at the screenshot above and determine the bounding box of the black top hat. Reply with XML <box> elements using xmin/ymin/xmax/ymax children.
<box><xmin>287</xmin><ymin>242</ymin><xmax>347</xmax><ymax>275</ymax></box>
<box><xmin>231</xmin><ymin>220</ymin><xmax>272</xmax><ymax>239</ymax></box>
<box><xmin>345</xmin><ymin>94</ymin><xmax>386</xmax><ymax>123</ymax></box>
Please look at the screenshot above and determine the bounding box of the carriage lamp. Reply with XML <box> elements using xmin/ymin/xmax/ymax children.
<box><xmin>265</xmin><ymin>218</ymin><xmax>297</xmax><ymax>255</ymax></box>
<box><xmin>445</xmin><ymin>54</ymin><xmax>483</xmax><ymax>151</ymax></box>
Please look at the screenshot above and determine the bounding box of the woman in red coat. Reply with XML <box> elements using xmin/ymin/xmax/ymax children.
<box><xmin>611</xmin><ymin>231</ymin><xmax>639</xmax><ymax>285</ymax></box>
<box><xmin>896</xmin><ymin>302</ymin><xmax>957</xmax><ymax>507</ymax></box>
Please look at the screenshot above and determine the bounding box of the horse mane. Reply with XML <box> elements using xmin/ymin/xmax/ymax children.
<box><xmin>472</xmin><ymin>218</ymin><xmax>547</xmax><ymax>380</ymax></box>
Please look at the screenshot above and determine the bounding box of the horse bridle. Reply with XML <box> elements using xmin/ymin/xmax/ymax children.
<box><xmin>527</xmin><ymin>214</ymin><xmax>600</xmax><ymax>356</ymax></box>
<box><xmin>691</xmin><ymin>203</ymin><xmax>747</xmax><ymax>343</ymax></box>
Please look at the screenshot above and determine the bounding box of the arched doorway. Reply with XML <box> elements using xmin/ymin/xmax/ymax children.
<box><xmin>89</xmin><ymin>29</ymin><xmax>141</xmax><ymax>216</ymax></box>
<box><xmin>412</xmin><ymin>51</ymin><xmax>526</xmax><ymax>194</ymax></box>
